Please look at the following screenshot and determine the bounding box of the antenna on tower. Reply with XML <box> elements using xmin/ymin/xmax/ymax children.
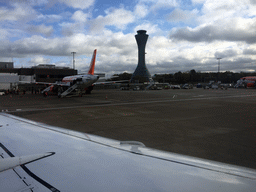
<box><xmin>71</xmin><ymin>52</ymin><xmax>76</xmax><ymax>69</ymax></box>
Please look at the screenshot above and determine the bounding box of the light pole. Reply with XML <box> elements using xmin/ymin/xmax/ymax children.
<box><xmin>217</xmin><ymin>58</ymin><xmax>222</xmax><ymax>73</ymax></box>
<box><xmin>71</xmin><ymin>52</ymin><xmax>76</xmax><ymax>69</ymax></box>
<box><xmin>217</xmin><ymin>58</ymin><xmax>222</xmax><ymax>81</ymax></box>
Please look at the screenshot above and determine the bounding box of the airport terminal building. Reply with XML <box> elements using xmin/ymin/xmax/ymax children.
<box><xmin>0</xmin><ymin>62</ymin><xmax>77</xmax><ymax>90</ymax></box>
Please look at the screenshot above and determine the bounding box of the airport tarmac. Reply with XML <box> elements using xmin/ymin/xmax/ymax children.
<box><xmin>1</xmin><ymin>88</ymin><xmax>256</xmax><ymax>169</ymax></box>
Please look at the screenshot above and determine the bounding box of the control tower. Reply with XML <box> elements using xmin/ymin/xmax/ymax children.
<box><xmin>130</xmin><ymin>30</ymin><xmax>151</xmax><ymax>83</ymax></box>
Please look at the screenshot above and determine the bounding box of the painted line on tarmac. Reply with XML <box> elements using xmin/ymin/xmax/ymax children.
<box><xmin>193</xmin><ymin>95</ymin><xmax>205</xmax><ymax>97</ymax></box>
<box><xmin>6</xmin><ymin>93</ymin><xmax>256</xmax><ymax>113</ymax></box>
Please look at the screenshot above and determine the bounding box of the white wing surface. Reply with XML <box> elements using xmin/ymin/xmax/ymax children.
<box><xmin>0</xmin><ymin>113</ymin><xmax>256</xmax><ymax>192</ymax></box>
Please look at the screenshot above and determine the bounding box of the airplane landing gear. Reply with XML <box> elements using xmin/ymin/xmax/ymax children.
<box><xmin>85</xmin><ymin>86</ymin><xmax>93</xmax><ymax>94</ymax></box>
<box><xmin>85</xmin><ymin>90</ymin><xmax>91</xmax><ymax>94</ymax></box>
<box><xmin>58</xmin><ymin>87</ymin><xmax>63</xmax><ymax>98</ymax></box>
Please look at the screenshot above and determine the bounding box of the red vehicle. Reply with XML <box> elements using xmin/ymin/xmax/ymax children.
<box><xmin>236</xmin><ymin>76</ymin><xmax>256</xmax><ymax>88</ymax></box>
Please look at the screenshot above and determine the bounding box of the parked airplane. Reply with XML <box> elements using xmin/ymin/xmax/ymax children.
<box><xmin>41</xmin><ymin>49</ymin><xmax>99</xmax><ymax>98</ymax></box>
<box><xmin>0</xmin><ymin>113</ymin><xmax>256</xmax><ymax>192</ymax></box>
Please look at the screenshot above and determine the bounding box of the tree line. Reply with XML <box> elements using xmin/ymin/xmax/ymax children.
<box><xmin>109</xmin><ymin>70</ymin><xmax>256</xmax><ymax>84</ymax></box>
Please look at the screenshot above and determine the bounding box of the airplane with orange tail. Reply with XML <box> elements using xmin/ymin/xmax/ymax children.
<box><xmin>41</xmin><ymin>49</ymin><xmax>99</xmax><ymax>98</ymax></box>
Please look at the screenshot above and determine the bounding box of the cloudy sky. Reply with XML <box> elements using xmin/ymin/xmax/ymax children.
<box><xmin>0</xmin><ymin>0</ymin><xmax>256</xmax><ymax>75</ymax></box>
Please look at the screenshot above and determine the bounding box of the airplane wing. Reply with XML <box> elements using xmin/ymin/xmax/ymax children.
<box><xmin>0</xmin><ymin>113</ymin><xmax>256</xmax><ymax>192</ymax></box>
<box><xmin>19</xmin><ymin>81</ymin><xmax>56</xmax><ymax>85</ymax></box>
<box><xmin>93</xmin><ymin>80</ymin><xmax>130</xmax><ymax>85</ymax></box>
<box><xmin>19</xmin><ymin>81</ymin><xmax>70</xmax><ymax>86</ymax></box>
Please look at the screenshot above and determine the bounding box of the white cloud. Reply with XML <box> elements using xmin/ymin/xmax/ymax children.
<box><xmin>214</xmin><ymin>49</ymin><xmax>238</xmax><ymax>59</ymax></box>
<box><xmin>60</xmin><ymin>22</ymin><xmax>86</xmax><ymax>36</ymax></box>
<box><xmin>139</xmin><ymin>0</ymin><xmax>178</xmax><ymax>11</ymax></box>
<box><xmin>202</xmin><ymin>0</ymin><xmax>246</xmax><ymax>12</ymax></box>
<box><xmin>103</xmin><ymin>8</ymin><xmax>135</xmax><ymax>28</ymax></box>
<box><xmin>148</xmin><ymin>36</ymin><xmax>171</xmax><ymax>49</ymax></box>
<box><xmin>29</xmin><ymin>56</ymin><xmax>51</xmax><ymax>66</ymax></box>
<box><xmin>0</xmin><ymin>29</ymin><xmax>9</xmax><ymax>40</ymax></box>
<box><xmin>72</xmin><ymin>11</ymin><xmax>89</xmax><ymax>23</ymax></box>
<box><xmin>169</xmin><ymin>17</ymin><xmax>256</xmax><ymax>44</ymax></box>
<box><xmin>191</xmin><ymin>0</ymin><xmax>206</xmax><ymax>4</ymax></box>
<box><xmin>243</xmin><ymin>46</ymin><xmax>256</xmax><ymax>55</ymax></box>
<box><xmin>2</xmin><ymin>35</ymin><xmax>70</xmax><ymax>57</ymax></box>
<box><xmin>0</xmin><ymin>31</ymin><xmax>134</xmax><ymax>57</ymax></box>
<box><xmin>37</xmin><ymin>14</ymin><xmax>62</xmax><ymax>23</ymax></box>
<box><xmin>7</xmin><ymin>0</ymin><xmax>95</xmax><ymax>10</ymax></box>
<box><xmin>134</xmin><ymin>23</ymin><xmax>160</xmax><ymax>35</ymax></box>
<box><xmin>167</xmin><ymin>8</ymin><xmax>199</xmax><ymax>23</ymax></box>
<box><xmin>2</xmin><ymin>28</ymin><xmax>256</xmax><ymax>74</ymax></box>
<box><xmin>146</xmin><ymin>36</ymin><xmax>174</xmax><ymax>65</ymax></box>
<box><xmin>58</xmin><ymin>11</ymin><xmax>90</xmax><ymax>37</ymax></box>
<box><xmin>60</xmin><ymin>11</ymin><xmax>89</xmax><ymax>35</ymax></box>
<box><xmin>60</xmin><ymin>23</ymin><xmax>75</xmax><ymax>37</ymax></box>
<box><xmin>26</xmin><ymin>24</ymin><xmax>54</xmax><ymax>36</ymax></box>
<box><xmin>0</xmin><ymin>30</ymin><xmax>137</xmax><ymax>72</ymax></box>
<box><xmin>0</xmin><ymin>4</ymin><xmax>36</xmax><ymax>22</ymax></box>
<box><xmin>199</xmin><ymin>0</ymin><xmax>256</xmax><ymax>24</ymax></box>
<box><xmin>8</xmin><ymin>0</ymin><xmax>48</xmax><ymax>6</ymax></box>
<box><xmin>90</xmin><ymin>8</ymin><xmax>135</xmax><ymax>32</ymax></box>
<box><xmin>58</xmin><ymin>0</ymin><xmax>95</xmax><ymax>9</ymax></box>
<box><xmin>165</xmin><ymin>0</ymin><xmax>256</xmax><ymax>73</ymax></box>
<box><xmin>134</xmin><ymin>4</ymin><xmax>149</xmax><ymax>18</ymax></box>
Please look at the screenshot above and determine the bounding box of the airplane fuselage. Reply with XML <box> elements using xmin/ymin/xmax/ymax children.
<box><xmin>41</xmin><ymin>74</ymin><xmax>100</xmax><ymax>97</ymax></box>
<box><xmin>62</xmin><ymin>74</ymin><xmax>99</xmax><ymax>89</ymax></box>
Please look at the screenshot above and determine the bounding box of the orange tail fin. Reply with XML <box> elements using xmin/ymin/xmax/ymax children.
<box><xmin>88</xmin><ymin>49</ymin><xmax>97</xmax><ymax>75</ymax></box>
